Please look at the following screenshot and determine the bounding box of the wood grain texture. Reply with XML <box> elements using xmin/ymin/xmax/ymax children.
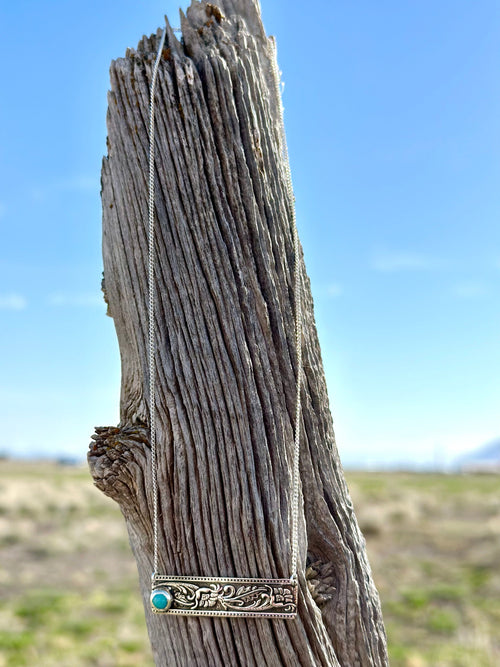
<box><xmin>88</xmin><ymin>1</ymin><xmax>388</xmax><ymax>664</ymax></box>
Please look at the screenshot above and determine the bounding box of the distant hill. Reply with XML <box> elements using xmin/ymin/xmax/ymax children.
<box><xmin>457</xmin><ymin>439</ymin><xmax>500</xmax><ymax>473</ymax></box>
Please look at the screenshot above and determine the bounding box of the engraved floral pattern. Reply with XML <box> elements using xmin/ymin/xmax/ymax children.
<box><xmin>271</xmin><ymin>587</ymin><xmax>295</xmax><ymax>606</ymax></box>
<box><xmin>153</xmin><ymin>579</ymin><xmax>297</xmax><ymax>614</ymax></box>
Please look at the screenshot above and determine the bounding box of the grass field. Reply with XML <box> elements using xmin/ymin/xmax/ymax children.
<box><xmin>0</xmin><ymin>461</ymin><xmax>499</xmax><ymax>666</ymax></box>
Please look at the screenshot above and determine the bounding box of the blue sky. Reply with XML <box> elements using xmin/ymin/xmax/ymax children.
<box><xmin>0</xmin><ymin>1</ymin><xmax>498</xmax><ymax>467</ymax></box>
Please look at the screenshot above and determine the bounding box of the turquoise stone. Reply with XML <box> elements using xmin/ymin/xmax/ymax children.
<box><xmin>151</xmin><ymin>589</ymin><xmax>172</xmax><ymax>611</ymax></box>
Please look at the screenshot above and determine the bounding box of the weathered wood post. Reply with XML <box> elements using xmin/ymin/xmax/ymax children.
<box><xmin>88</xmin><ymin>1</ymin><xmax>388</xmax><ymax>664</ymax></box>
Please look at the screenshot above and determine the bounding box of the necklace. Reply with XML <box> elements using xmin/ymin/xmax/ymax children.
<box><xmin>148</xmin><ymin>23</ymin><xmax>302</xmax><ymax>619</ymax></box>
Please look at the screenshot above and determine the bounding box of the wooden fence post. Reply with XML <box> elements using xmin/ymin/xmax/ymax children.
<box><xmin>89</xmin><ymin>1</ymin><xmax>388</xmax><ymax>664</ymax></box>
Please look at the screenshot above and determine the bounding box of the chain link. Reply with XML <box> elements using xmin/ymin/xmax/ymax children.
<box><xmin>148</xmin><ymin>28</ymin><xmax>302</xmax><ymax>582</ymax></box>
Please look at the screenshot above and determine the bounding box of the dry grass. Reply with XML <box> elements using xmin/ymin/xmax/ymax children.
<box><xmin>0</xmin><ymin>460</ymin><xmax>499</xmax><ymax>665</ymax></box>
<box><xmin>348</xmin><ymin>472</ymin><xmax>500</xmax><ymax>666</ymax></box>
<box><xmin>0</xmin><ymin>461</ymin><xmax>151</xmax><ymax>667</ymax></box>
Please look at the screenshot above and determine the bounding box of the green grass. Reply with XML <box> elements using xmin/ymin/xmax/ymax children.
<box><xmin>347</xmin><ymin>470</ymin><xmax>500</xmax><ymax>666</ymax></box>
<box><xmin>1</xmin><ymin>461</ymin><xmax>500</xmax><ymax>665</ymax></box>
<box><xmin>0</xmin><ymin>460</ymin><xmax>153</xmax><ymax>667</ymax></box>
<box><xmin>0</xmin><ymin>584</ymin><xmax>152</xmax><ymax>666</ymax></box>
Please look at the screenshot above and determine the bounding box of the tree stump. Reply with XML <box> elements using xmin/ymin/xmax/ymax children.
<box><xmin>88</xmin><ymin>1</ymin><xmax>388</xmax><ymax>664</ymax></box>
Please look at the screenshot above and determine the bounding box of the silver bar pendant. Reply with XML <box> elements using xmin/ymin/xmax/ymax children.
<box><xmin>151</xmin><ymin>575</ymin><xmax>298</xmax><ymax>618</ymax></box>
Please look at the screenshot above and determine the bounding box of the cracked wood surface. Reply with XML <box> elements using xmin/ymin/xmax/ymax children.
<box><xmin>88</xmin><ymin>1</ymin><xmax>388</xmax><ymax>665</ymax></box>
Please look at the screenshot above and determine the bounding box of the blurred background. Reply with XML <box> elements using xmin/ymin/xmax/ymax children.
<box><xmin>0</xmin><ymin>1</ymin><xmax>499</xmax><ymax>665</ymax></box>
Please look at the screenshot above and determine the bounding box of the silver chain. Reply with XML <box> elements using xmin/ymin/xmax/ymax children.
<box><xmin>269</xmin><ymin>40</ymin><xmax>303</xmax><ymax>580</ymax></box>
<box><xmin>148</xmin><ymin>28</ymin><xmax>302</xmax><ymax>581</ymax></box>
<box><xmin>148</xmin><ymin>25</ymin><xmax>167</xmax><ymax>576</ymax></box>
